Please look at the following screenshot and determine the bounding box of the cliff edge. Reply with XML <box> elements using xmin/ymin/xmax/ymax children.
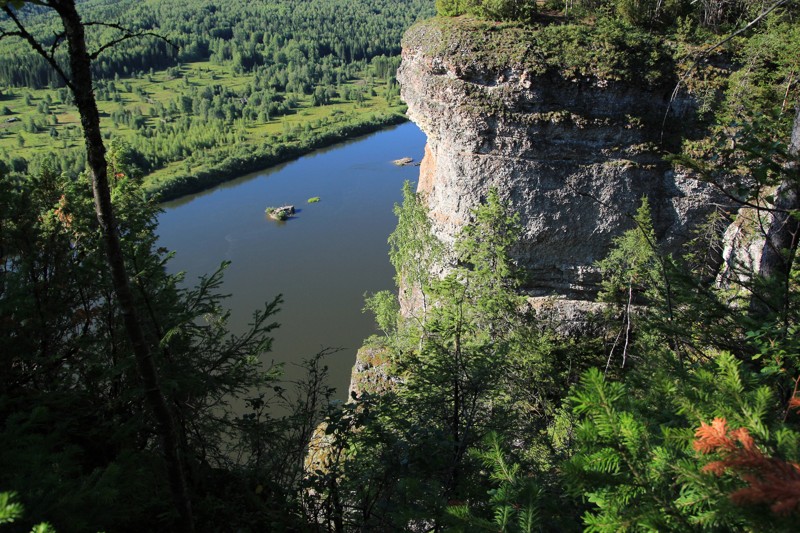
<box><xmin>397</xmin><ymin>17</ymin><xmax>726</xmax><ymax>299</ymax></box>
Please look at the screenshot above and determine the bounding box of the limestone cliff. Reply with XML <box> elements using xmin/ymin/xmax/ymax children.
<box><xmin>397</xmin><ymin>17</ymin><xmax>727</xmax><ymax>299</ymax></box>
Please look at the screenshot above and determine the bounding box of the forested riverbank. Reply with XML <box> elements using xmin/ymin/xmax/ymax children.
<box><xmin>149</xmin><ymin>110</ymin><xmax>407</xmax><ymax>200</ymax></box>
<box><xmin>0</xmin><ymin>0</ymin><xmax>434</xmax><ymax>199</ymax></box>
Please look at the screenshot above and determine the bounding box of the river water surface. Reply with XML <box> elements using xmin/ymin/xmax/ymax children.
<box><xmin>157</xmin><ymin>122</ymin><xmax>426</xmax><ymax>397</ymax></box>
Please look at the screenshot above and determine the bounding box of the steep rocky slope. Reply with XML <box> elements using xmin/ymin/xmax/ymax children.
<box><xmin>397</xmin><ymin>17</ymin><xmax>727</xmax><ymax>299</ymax></box>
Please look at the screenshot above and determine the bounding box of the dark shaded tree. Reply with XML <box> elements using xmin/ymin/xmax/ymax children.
<box><xmin>1</xmin><ymin>1</ymin><xmax>193</xmax><ymax>529</ymax></box>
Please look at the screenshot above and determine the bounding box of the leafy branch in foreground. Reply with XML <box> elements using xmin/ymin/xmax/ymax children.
<box><xmin>0</xmin><ymin>492</ymin><xmax>54</xmax><ymax>533</ymax></box>
<box><xmin>568</xmin><ymin>350</ymin><xmax>800</xmax><ymax>531</ymax></box>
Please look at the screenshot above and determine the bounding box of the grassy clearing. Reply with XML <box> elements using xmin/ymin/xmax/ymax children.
<box><xmin>0</xmin><ymin>59</ymin><xmax>405</xmax><ymax>199</ymax></box>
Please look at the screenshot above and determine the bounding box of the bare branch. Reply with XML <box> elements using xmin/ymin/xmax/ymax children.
<box><xmin>1</xmin><ymin>4</ymin><xmax>73</xmax><ymax>88</ymax></box>
<box><xmin>0</xmin><ymin>28</ymin><xmax>25</xmax><ymax>41</ymax></box>
<box><xmin>671</xmin><ymin>156</ymin><xmax>795</xmax><ymax>214</ymax></box>
<box><xmin>83</xmin><ymin>21</ymin><xmax>177</xmax><ymax>60</ymax></box>
<box><xmin>48</xmin><ymin>30</ymin><xmax>66</xmax><ymax>58</ymax></box>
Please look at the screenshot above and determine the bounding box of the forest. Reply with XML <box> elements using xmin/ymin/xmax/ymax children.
<box><xmin>0</xmin><ymin>0</ymin><xmax>434</xmax><ymax>198</ymax></box>
<box><xmin>2</xmin><ymin>0</ymin><xmax>800</xmax><ymax>532</ymax></box>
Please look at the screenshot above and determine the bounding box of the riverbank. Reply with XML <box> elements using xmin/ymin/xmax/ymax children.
<box><xmin>146</xmin><ymin>111</ymin><xmax>408</xmax><ymax>202</ymax></box>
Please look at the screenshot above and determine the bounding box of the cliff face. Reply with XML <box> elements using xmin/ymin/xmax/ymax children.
<box><xmin>398</xmin><ymin>18</ymin><xmax>725</xmax><ymax>299</ymax></box>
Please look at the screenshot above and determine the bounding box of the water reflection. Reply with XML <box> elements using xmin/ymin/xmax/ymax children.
<box><xmin>157</xmin><ymin>122</ymin><xmax>426</xmax><ymax>398</ymax></box>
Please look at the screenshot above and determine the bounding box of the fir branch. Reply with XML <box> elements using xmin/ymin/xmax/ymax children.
<box><xmin>695</xmin><ymin>418</ymin><xmax>800</xmax><ymax>515</ymax></box>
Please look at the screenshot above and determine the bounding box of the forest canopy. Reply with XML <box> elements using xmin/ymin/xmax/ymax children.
<box><xmin>0</xmin><ymin>0</ymin><xmax>435</xmax><ymax>198</ymax></box>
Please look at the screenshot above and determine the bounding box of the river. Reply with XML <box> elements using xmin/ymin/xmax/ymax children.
<box><xmin>157</xmin><ymin>122</ymin><xmax>426</xmax><ymax>398</ymax></box>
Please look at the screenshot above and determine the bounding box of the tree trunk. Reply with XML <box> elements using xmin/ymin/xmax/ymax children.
<box><xmin>754</xmin><ymin>103</ymin><xmax>800</xmax><ymax>319</ymax></box>
<box><xmin>50</xmin><ymin>1</ymin><xmax>194</xmax><ymax>530</ymax></box>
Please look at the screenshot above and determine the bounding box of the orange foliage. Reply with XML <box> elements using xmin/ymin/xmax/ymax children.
<box><xmin>694</xmin><ymin>418</ymin><xmax>800</xmax><ymax>515</ymax></box>
<box><xmin>53</xmin><ymin>194</ymin><xmax>74</xmax><ymax>229</ymax></box>
<box><xmin>790</xmin><ymin>396</ymin><xmax>800</xmax><ymax>415</ymax></box>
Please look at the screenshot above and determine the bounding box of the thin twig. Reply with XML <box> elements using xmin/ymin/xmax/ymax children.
<box><xmin>622</xmin><ymin>279</ymin><xmax>633</xmax><ymax>368</ymax></box>
<box><xmin>1</xmin><ymin>5</ymin><xmax>73</xmax><ymax>88</ymax></box>
<box><xmin>683</xmin><ymin>163</ymin><xmax>793</xmax><ymax>215</ymax></box>
<box><xmin>661</xmin><ymin>0</ymin><xmax>792</xmax><ymax>143</ymax></box>
<box><xmin>604</xmin><ymin>323</ymin><xmax>624</xmax><ymax>378</ymax></box>
<box><xmin>84</xmin><ymin>21</ymin><xmax>177</xmax><ymax>60</ymax></box>
<box><xmin>48</xmin><ymin>30</ymin><xmax>65</xmax><ymax>58</ymax></box>
<box><xmin>781</xmin><ymin>71</ymin><xmax>795</xmax><ymax>114</ymax></box>
<box><xmin>0</xmin><ymin>28</ymin><xmax>25</xmax><ymax>41</ymax></box>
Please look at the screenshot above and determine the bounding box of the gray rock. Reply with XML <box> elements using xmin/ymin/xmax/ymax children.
<box><xmin>398</xmin><ymin>23</ymin><xmax>729</xmax><ymax>301</ymax></box>
<box><xmin>266</xmin><ymin>205</ymin><xmax>295</xmax><ymax>220</ymax></box>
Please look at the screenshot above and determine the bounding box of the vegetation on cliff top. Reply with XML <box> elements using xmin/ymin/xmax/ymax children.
<box><xmin>412</xmin><ymin>2</ymin><xmax>798</xmax><ymax>129</ymax></box>
<box><xmin>405</xmin><ymin>15</ymin><xmax>676</xmax><ymax>87</ymax></box>
<box><xmin>407</xmin><ymin>5</ymin><xmax>798</xmax><ymax>172</ymax></box>
<box><xmin>436</xmin><ymin>0</ymin><xmax>784</xmax><ymax>31</ymax></box>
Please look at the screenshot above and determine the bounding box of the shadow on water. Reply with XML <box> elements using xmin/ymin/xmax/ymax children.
<box><xmin>157</xmin><ymin>122</ymin><xmax>427</xmax><ymax>399</ymax></box>
<box><xmin>162</xmin><ymin>125</ymin><xmax>408</xmax><ymax>209</ymax></box>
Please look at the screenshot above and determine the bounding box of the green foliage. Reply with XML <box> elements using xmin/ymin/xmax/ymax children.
<box><xmin>0</xmin><ymin>492</ymin><xmax>24</xmax><ymax>525</ymax></box>
<box><xmin>388</xmin><ymin>180</ymin><xmax>445</xmax><ymax>325</ymax></box>
<box><xmin>437</xmin><ymin>0</ymin><xmax>537</xmax><ymax>21</ymax></box>
<box><xmin>718</xmin><ymin>17</ymin><xmax>800</xmax><ymax>138</ymax></box>
<box><xmin>594</xmin><ymin>197</ymin><xmax>675</xmax><ymax>372</ymax></box>
<box><xmin>447</xmin><ymin>432</ymin><xmax>543</xmax><ymax>532</ymax></box>
<box><xmin>568</xmin><ymin>352</ymin><xmax>800</xmax><ymax>531</ymax></box>
<box><xmin>363</xmin><ymin>290</ymin><xmax>401</xmax><ymax>338</ymax></box>
<box><xmin>436</xmin><ymin>0</ymin><xmax>470</xmax><ymax>16</ymax></box>
<box><xmin>394</xmin><ymin>190</ymin><xmax>530</xmax><ymax>493</ymax></box>
<box><xmin>437</xmin><ymin>0</ymin><xmax>798</xmax><ymax>32</ymax></box>
<box><xmin>597</xmin><ymin>197</ymin><xmax>664</xmax><ymax>307</ymax></box>
<box><xmin>0</xmin><ymin>154</ymin><xmax>331</xmax><ymax>531</ymax></box>
<box><xmin>0</xmin><ymin>493</ymin><xmax>54</xmax><ymax>533</ymax></box>
<box><xmin>265</xmin><ymin>206</ymin><xmax>292</xmax><ymax>220</ymax></box>
<box><xmin>613</xmin><ymin>0</ymin><xmax>685</xmax><ymax>29</ymax></box>
<box><xmin>150</xmin><ymin>111</ymin><xmax>407</xmax><ymax>201</ymax></box>
<box><xmin>567</xmin><ymin>365</ymin><xmax>689</xmax><ymax>531</ymax></box>
<box><xmin>0</xmin><ymin>1</ymin><xmax>435</xmax><ymax>89</ymax></box>
<box><xmin>474</xmin><ymin>0</ymin><xmax>537</xmax><ymax>22</ymax></box>
<box><xmin>307</xmin><ymin>196</ymin><xmax>321</xmax><ymax>203</ymax></box>
<box><xmin>327</xmin><ymin>188</ymin><xmax>591</xmax><ymax>529</ymax></box>
<box><xmin>409</xmin><ymin>15</ymin><xmax>675</xmax><ymax>89</ymax></box>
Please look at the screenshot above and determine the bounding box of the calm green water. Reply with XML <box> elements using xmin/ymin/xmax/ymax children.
<box><xmin>157</xmin><ymin>122</ymin><xmax>426</xmax><ymax>397</ymax></box>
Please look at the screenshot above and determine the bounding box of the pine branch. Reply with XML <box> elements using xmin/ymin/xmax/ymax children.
<box><xmin>695</xmin><ymin>417</ymin><xmax>800</xmax><ymax>515</ymax></box>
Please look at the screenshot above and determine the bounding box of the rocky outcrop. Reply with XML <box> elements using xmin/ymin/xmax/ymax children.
<box><xmin>348</xmin><ymin>344</ymin><xmax>399</xmax><ymax>398</ymax></box>
<box><xmin>397</xmin><ymin>17</ymin><xmax>727</xmax><ymax>299</ymax></box>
